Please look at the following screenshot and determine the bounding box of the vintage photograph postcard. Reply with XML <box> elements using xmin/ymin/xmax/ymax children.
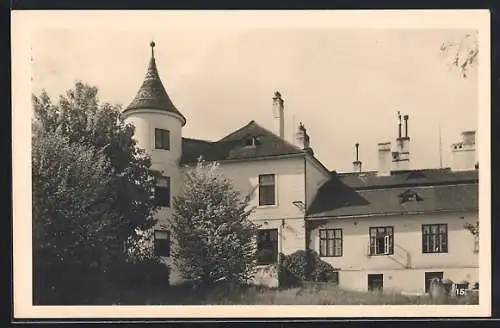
<box><xmin>12</xmin><ymin>9</ymin><xmax>491</xmax><ymax>319</ymax></box>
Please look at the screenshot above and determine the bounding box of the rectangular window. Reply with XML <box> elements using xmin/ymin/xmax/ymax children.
<box><xmin>369</xmin><ymin>226</ymin><xmax>394</xmax><ymax>256</ymax></box>
<box><xmin>155</xmin><ymin>128</ymin><xmax>170</xmax><ymax>150</ymax></box>
<box><xmin>256</xmin><ymin>229</ymin><xmax>278</xmax><ymax>264</ymax></box>
<box><xmin>424</xmin><ymin>271</ymin><xmax>443</xmax><ymax>293</ymax></box>
<box><xmin>422</xmin><ymin>224</ymin><xmax>448</xmax><ymax>253</ymax></box>
<box><xmin>368</xmin><ymin>274</ymin><xmax>383</xmax><ymax>292</ymax></box>
<box><xmin>259</xmin><ymin>174</ymin><xmax>276</xmax><ymax>206</ymax></box>
<box><xmin>154</xmin><ymin>176</ymin><xmax>171</xmax><ymax>207</ymax></box>
<box><xmin>319</xmin><ymin>229</ymin><xmax>343</xmax><ymax>257</ymax></box>
<box><xmin>154</xmin><ymin>230</ymin><xmax>170</xmax><ymax>257</ymax></box>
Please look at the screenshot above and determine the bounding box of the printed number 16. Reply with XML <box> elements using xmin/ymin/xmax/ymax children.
<box><xmin>456</xmin><ymin>288</ymin><xmax>467</xmax><ymax>296</ymax></box>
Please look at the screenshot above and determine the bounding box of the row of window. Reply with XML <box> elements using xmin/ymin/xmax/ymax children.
<box><xmin>319</xmin><ymin>224</ymin><xmax>449</xmax><ymax>257</ymax></box>
<box><xmin>152</xmin><ymin>228</ymin><xmax>280</xmax><ymax>264</ymax></box>
<box><xmin>152</xmin><ymin>224</ymin><xmax>478</xmax><ymax>266</ymax></box>
<box><xmin>153</xmin><ymin>174</ymin><xmax>277</xmax><ymax>208</ymax></box>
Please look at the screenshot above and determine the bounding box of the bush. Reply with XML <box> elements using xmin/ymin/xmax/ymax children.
<box><xmin>311</xmin><ymin>260</ymin><xmax>338</xmax><ymax>283</ymax></box>
<box><xmin>279</xmin><ymin>250</ymin><xmax>338</xmax><ymax>287</ymax></box>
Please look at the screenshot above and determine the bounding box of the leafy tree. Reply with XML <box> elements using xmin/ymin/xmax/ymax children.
<box><xmin>32</xmin><ymin>82</ymin><xmax>160</xmax><ymax>304</ymax></box>
<box><xmin>440</xmin><ymin>32</ymin><xmax>479</xmax><ymax>78</ymax></box>
<box><xmin>171</xmin><ymin>159</ymin><xmax>258</xmax><ymax>286</ymax></box>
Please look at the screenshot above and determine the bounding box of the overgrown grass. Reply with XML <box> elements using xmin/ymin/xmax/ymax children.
<box><xmin>103</xmin><ymin>282</ymin><xmax>479</xmax><ymax>305</ymax></box>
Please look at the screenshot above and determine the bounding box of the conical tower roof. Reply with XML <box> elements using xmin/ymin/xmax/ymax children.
<box><xmin>124</xmin><ymin>41</ymin><xmax>187</xmax><ymax>126</ymax></box>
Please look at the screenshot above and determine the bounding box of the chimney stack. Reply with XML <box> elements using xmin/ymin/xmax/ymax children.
<box><xmin>451</xmin><ymin>130</ymin><xmax>477</xmax><ymax>171</ymax></box>
<box><xmin>392</xmin><ymin>112</ymin><xmax>410</xmax><ymax>171</ymax></box>
<box><xmin>377</xmin><ymin>142</ymin><xmax>392</xmax><ymax>176</ymax></box>
<box><xmin>272</xmin><ymin>91</ymin><xmax>285</xmax><ymax>139</ymax></box>
<box><xmin>352</xmin><ymin>143</ymin><xmax>362</xmax><ymax>173</ymax></box>
<box><xmin>295</xmin><ymin>122</ymin><xmax>314</xmax><ymax>156</ymax></box>
<box><xmin>404</xmin><ymin>114</ymin><xmax>409</xmax><ymax>138</ymax></box>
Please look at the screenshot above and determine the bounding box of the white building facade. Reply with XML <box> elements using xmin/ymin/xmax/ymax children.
<box><xmin>123</xmin><ymin>42</ymin><xmax>479</xmax><ymax>293</ymax></box>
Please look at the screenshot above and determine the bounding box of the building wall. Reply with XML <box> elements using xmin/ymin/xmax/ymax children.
<box><xmin>124</xmin><ymin>109</ymin><xmax>184</xmax><ymax>222</ymax></box>
<box><xmin>217</xmin><ymin>156</ymin><xmax>307</xmax><ymax>255</ymax></box>
<box><xmin>338</xmin><ymin>267</ymin><xmax>479</xmax><ymax>293</ymax></box>
<box><xmin>305</xmin><ymin>156</ymin><xmax>330</xmax><ymax>209</ymax></box>
<box><xmin>309</xmin><ymin>211</ymin><xmax>479</xmax><ymax>291</ymax></box>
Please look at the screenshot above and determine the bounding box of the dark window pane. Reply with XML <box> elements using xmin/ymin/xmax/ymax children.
<box><xmin>154</xmin><ymin>177</ymin><xmax>171</xmax><ymax>207</ymax></box>
<box><xmin>256</xmin><ymin>229</ymin><xmax>278</xmax><ymax>264</ymax></box>
<box><xmin>154</xmin><ymin>230</ymin><xmax>170</xmax><ymax>257</ymax></box>
<box><xmin>155</xmin><ymin>129</ymin><xmax>170</xmax><ymax>150</ymax></box>
<box><xmin>259</xmin><ymin>185</ymin><xmax>275</xmax><ymax>205</ymax></box>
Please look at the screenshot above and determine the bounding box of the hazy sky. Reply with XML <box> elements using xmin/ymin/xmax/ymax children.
<box><xmin>31</xmin><ymin>28</ymin><xmax>478</xmax><ymax>173</ymax></box>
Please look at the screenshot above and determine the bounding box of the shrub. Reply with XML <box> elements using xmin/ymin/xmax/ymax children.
<box><xmin>279</xmin><ymin>249</ymin><xmax>338</xmax><ymax>287</ymax></box>
<box><xmin>311</xmin><ymin>259</ymin><xmax>338</xmax><ymax>283</ymax></box>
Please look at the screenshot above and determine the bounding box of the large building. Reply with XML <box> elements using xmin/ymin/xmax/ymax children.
<box><xmin>122</xmin><ymin>42</ymin><xmax>479</xmax><ymax>293</ymax></box>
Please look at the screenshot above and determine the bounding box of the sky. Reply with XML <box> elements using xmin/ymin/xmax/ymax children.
<box><xmin>31</xmin><ymin>28</ymin><xmax>478</xmax><ymax>173</ymax></box>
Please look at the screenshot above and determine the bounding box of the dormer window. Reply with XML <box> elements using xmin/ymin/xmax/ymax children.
<box><xmin>399</xmin><ymin>189</ymin><xmax>422</xmax><ymax>203</ymax></box>
<box><xmin>243</xmin><ymin>136</ymin><xmax>263</xmax><ymax>147</ymax></box>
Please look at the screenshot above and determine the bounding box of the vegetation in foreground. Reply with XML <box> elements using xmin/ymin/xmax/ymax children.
<box><xmin>97</xmin><ymin>282</ymin><xmax>479</xmax><ymax>306</ymax></box>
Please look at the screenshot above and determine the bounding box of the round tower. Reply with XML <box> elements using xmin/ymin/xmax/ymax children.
<box><xmin>122</xmin><ymin>41</ymin><xmax>186</xmax><ymax>222</ymax></box>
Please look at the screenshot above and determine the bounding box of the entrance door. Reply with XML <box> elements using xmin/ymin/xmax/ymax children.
<box><xmin>425</xmin><ymin>271</ymin><xmax>444</xmax><ymax>293</ymax></box>
<box><xmin>368</xmin><ymin>274</ymin><xmax>383</xmax><ymax>292</ymax></box>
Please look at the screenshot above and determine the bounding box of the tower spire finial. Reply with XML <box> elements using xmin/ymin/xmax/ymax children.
<box><xmin>150</xmin><ymin>40</ymin><xmax>156</xmax><ymax>58</ymax></box>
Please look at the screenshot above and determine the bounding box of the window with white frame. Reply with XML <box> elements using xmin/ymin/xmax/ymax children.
<box><xmin>258</xmin><ymin>174</ymin><xmax>276</xmax><ymax>206</ymax></box>
<box><xmin>319</xmin><ymin>229</ymin><xmax>343</xmax><ymax>257</ymax></box>
<box><xmin>422</xmin><ymin>224</ymin><xmax>448</xmax><ymax>253</ymax></box>
<box><xmin>369</xmin><ymin>226</ymin><xmax>394</xmax><ymax>256</ymax></box>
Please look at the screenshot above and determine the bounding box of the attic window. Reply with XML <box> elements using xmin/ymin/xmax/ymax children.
<box><xmin>399</xmin><ymin>189</ymin><xmax>422</xmax><ymax>203</ymax></box>
<box><xmin>243</xmin><ymin>136</ymin><xmax>263</xmax><ymax>147</ymax></box>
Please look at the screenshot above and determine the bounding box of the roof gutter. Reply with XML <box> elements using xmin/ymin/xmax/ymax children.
<box><xmin>306</xmin><ymin>207</ymin><xmax>479</xmax><ymax>220</ymax></box>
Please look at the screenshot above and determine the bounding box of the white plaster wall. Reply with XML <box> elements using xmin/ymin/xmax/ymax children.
<box><xmin>451</xmin><ymin>148</ymin><xmax>476</xmax><ymax>171</ymax></box>
<box><xmin>124</xmin><ymin>109</ymin><xmax>184</xmax><ymax>221</ymax></box>
<box><xmin>310</xmin><ymin>211</ymin><xmax>479</xmax><ymax>272</ymax></box>
<box><xmin>338</xmin><ymin>267</ymin><xmax>479</xmax><ymax>293</ymax></box>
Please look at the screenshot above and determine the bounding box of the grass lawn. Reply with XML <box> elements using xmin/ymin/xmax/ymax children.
<box><xmin>101</xmin><ymin>282</ymin><xmax>479</xmax><ymax>306</ymax></box>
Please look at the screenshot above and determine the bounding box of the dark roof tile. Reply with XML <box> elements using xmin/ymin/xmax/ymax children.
<box><xmin>307</xmin><ymin>172</ymin><xmax>478</xmax><ymax>218</ymax></box>
<box><xmin>180</xmin><ymin>121</ymin><xmax>305</xmax><ymax>165</ymax></box>
<box><xmin>124</xmin><ymin>49</ymin><xmax>187</xmax><ymax>125</ymax></box>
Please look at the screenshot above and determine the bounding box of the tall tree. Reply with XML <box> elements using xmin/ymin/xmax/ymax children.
<box><xmin>171</xmin><ymin>159</ymin><xmax>258</xmax><ymax>286</ymax></box>
<box><xmin>32</xmin><ymin>82</ymin><xmax>160</xmax><ymax>304</ymax></box>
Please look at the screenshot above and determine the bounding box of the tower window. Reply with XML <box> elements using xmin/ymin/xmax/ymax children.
<box><xmin>155</xmin><ymin>176</ymin><xmax>171</xmax><ymax>207</ymax></box>
<box><xmin>155</xmin><ymin>128</ymin><xmax>170</xmax><ymax>150</ymax></box>
<box><xmin>154</xmin><ymin>230</ymin><xmax>171</xmax><ymax>257</ymax></box>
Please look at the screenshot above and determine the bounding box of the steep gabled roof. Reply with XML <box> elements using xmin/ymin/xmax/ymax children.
<box><xmin>180</xmin><ymin>120</ymin><xmax>306</xmax><ymax>165</ymax></box>
<box><xmin>123</xmin><ymin>42</ymin><xmax>187</xmax><ymax>126</ymax></box>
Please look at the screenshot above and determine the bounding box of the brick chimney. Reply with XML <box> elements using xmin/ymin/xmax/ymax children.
<box><xmin>272</xmin><ymin>91</ymin><xmax>285</xmax><ymax>139</ymax></box>
<box><xmin>451</xmin><ymin>130</ymin><xmax>477</xmax><ymax>171</ymax></box>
